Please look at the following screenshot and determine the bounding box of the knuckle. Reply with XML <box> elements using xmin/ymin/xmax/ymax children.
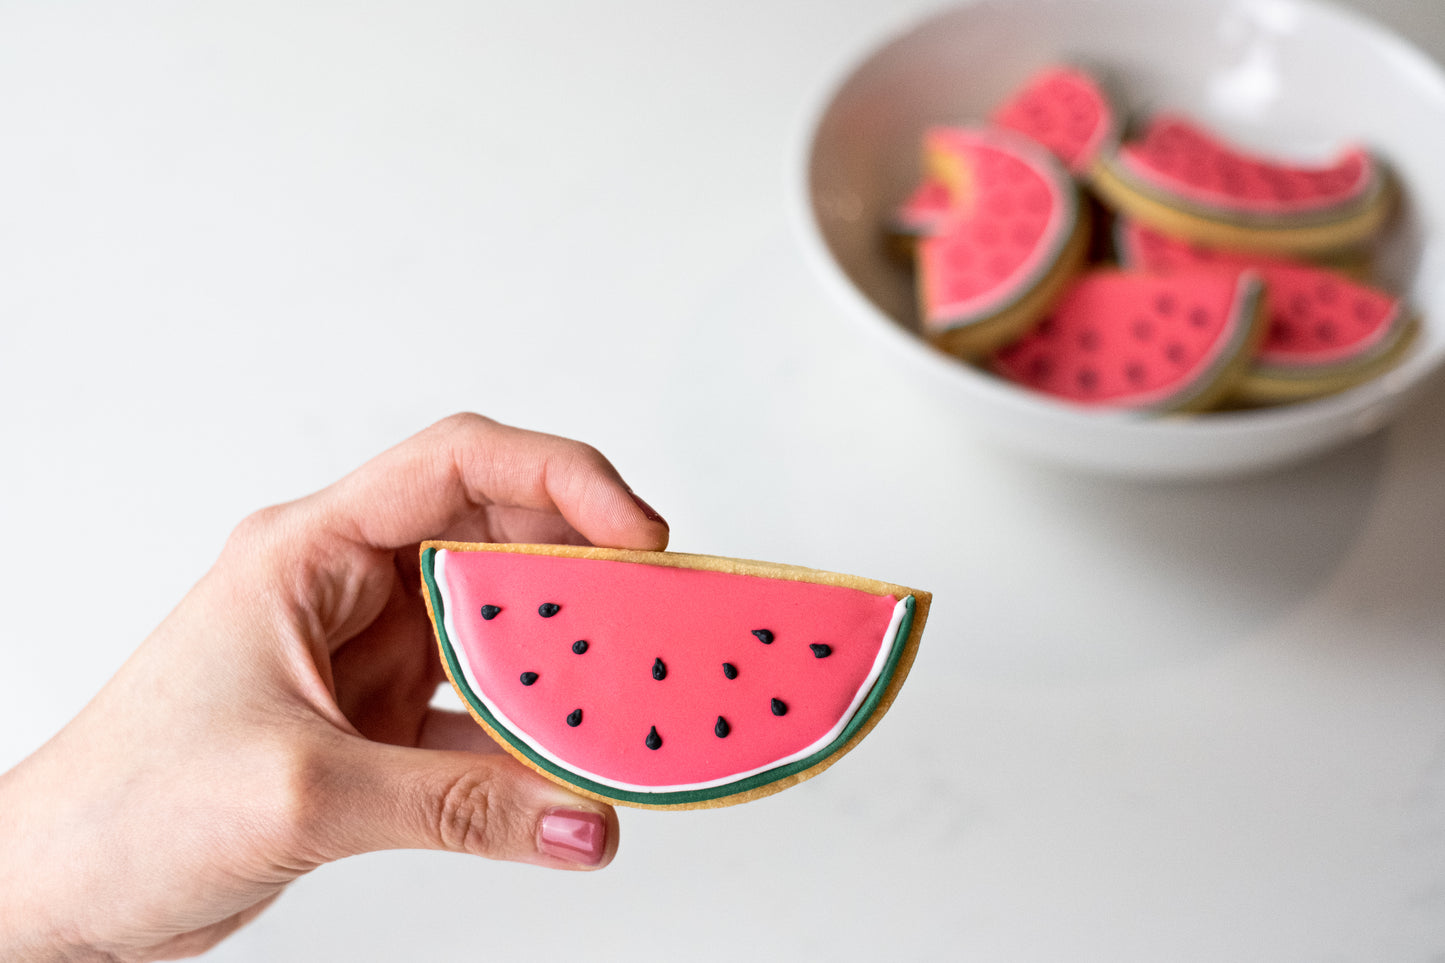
<box><xmin>432</xmin><ymin>411</ymin><xmax>495</xmax><ymax>441</ymax></box>
<box><xmin>225</xmin><ymin>504</ymin><xmax>286</xmax><ymax>554</ymax></box>
<box><xmin>434</xmin><ymin>770</ymin><xmax>524</xmax><ymax>858</ymax></box>
<box><xmin>566</xmin><ymin>440</ymin><xmax>611</xmax><ymax>473</ymax></box>
<box><xmin>225</xmin><ymin>497</ymin><xmax>281</xmax><ymax>543</ymax></box>
<box><xmin>554</xmin><ymin>440</ymin><xmax>616</xmax><ymax>491</ymax></box>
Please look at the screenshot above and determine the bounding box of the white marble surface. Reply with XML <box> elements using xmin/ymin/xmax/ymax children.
<box><xmin>3</xmin><ymin>1</ymin><xmax>1445</xmax><ymax>960</ymax></box>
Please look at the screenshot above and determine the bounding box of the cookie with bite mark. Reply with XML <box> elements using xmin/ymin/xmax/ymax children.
<box><xmin>915</xmin><ymin>125</ymin><xmax>1090</xmax><ymax>358</ymax></box>
<box><xmin>1089</xmin><ymin>113</ymin><xmax>1394</xmax><ymax>257</ymax></box>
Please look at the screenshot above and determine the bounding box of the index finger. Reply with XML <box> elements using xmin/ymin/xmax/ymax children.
<box><xmin>305</xmin><ymin>413</ymin><xmax>670</xmax><ymax>553</ymax></box>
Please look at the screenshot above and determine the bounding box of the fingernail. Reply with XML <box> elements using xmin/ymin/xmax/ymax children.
<box><xmin>628</xmin><ymin>491</ymin><xmax>668</xmax><ymax>528</ymax></box>
<box><xmin>539</xmin><ymin>808</ymin><xmax>606</xmax><ymax>866</ymax></box>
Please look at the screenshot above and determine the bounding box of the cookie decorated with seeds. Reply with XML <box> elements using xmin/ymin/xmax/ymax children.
<box><xmin>990</xmin><ymin>268</ymin><xmax>1267</xmax><ymax>412</ymax></box>
<box><xmin>420</xmin><ymin>542</ymin><xmax>930</xmax><ymax>810</ymax></box>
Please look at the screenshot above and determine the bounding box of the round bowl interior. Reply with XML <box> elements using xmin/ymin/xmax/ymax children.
<box><xmin>798</xmin><ymin>0</ymin><xmax>1445</xmax><ymax>478</ymax></box>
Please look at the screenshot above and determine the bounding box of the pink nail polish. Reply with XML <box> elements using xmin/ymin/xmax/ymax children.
<box><xmin>539</xmin><ymin>808</ymin><xmax>606</xmax><ymax>865</ymax></box>
<box><xmin>628</xmin><ymin>491</ymin><xmax>668</xmax><ymax>528</ymax></box>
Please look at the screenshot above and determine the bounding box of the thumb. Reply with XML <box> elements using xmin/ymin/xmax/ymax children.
<box><xmin>302</xmin><ymin>737</ymin><xmax>618</xmax><ymax>870</ymax></box>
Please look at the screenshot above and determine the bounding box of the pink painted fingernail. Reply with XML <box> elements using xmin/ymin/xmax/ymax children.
<box><xmin>539</xmin><ymin>808</ymin><xmax>606</xmax><ymax>865</ymax></box>
<box><xmin>628</xmin><ymin>491</ymin><xmax>668</xmax><ymax>528</ymax></box>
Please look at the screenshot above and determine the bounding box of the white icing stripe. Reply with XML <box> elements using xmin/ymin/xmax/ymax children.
<box><xmin>435</xmin><ymin>548</ymin><xmax>907</xmax><ymax>795</ymax></box>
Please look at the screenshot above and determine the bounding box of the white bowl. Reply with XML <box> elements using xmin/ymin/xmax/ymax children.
<box><xmin>796</xmin><ymin>0</ymin><xmax>1445</xmax><ymax>479</ymax></box>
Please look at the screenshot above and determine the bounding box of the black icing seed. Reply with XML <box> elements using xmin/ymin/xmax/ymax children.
<box><xmin>652</xmin><ymin>657</ymin><xmax>667</xmax><ymax>681</ymax></box>
<box><xmin>714</xmin><ymin>716</ymin><xmax>731</xmax><ymax>738</ymax></box>
<box><xmin>771</xmin><ymin>698</ymin><xmax>788</xmax><ymax>716</ymax></box>
<box><xmin>645</xmin><ymin>726</ymin><xmax>662</xmax><ymax>750</ymax></box>
<box><xmin>752</xmin><ymin>629</ymin><xmax>775</xmax><ymax>645</ymax></box>
<box><xmin>480</xmin><ymin>605</ymin><xmax>501</xmax><ymax>620</ymax></box>
<box><xmin>538</xmin><ymin>603</ymin><xmax>561</xmax><ymax>618</ymax></box>
<box><xmin>722</xmin><ymin>662</ymin><xmax>738</xmax><ymax>680</ymax></box>
<box><xmin>520</xmin><ymin>671</ymin><xmax>539</xmax><ymax>686</ymax></box>
<box><xmin>566</xmin><ymin>708</ymin><xmax>582</xmax><ymax>727</ymax></box>
<box><xmin>572</xmin><ymin>639</ymin><xmax>589</xmax><ymax>655</ymax></box>
<box><xmin>809</xmin><ymin>643</ymin><xmax>833</xmax><ymax>659</ymax></box>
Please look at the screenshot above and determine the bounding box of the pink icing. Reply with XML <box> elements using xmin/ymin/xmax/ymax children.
<box><xmin>991</xmin><ymin>269</ymin><xmax>1258</xmax><ymax>407</ymax></box>
<box><xmin>436</xmin><ymin>550</ymin><xmax>901</xmax><ymax>788</ymax></box>
<box><xmin>918</xmin><ymin>127</ymin><xmax>1073</xmax><ymax>329</ymax></box>
<box><xmin>1118</xmin><ymin>220</ymin><xmax>1404</xmax><ymax>366</ymax></box>
<box><xmin>1118</xmin><ymin>114</ymin><xmax>1373</xmax><ymax>215</ymax></box>
<box><xmin>1257</xmin><ymin>264</ymin><xmax>1402</xmax><ymax>364</ymax></box>
<box><xmin>990</xmin><ymin>65</ymin><xmax>1113</xmax><ymax>174</ymax></box>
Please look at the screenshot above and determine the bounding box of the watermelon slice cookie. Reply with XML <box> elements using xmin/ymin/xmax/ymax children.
<box><xmin>1117</xmin><ymin>220</ymin><xmax>1419</xmax><ymax>403</ymax></box>
<box><xmin>885</xmin><ymin>64</ymin><xmax>1112</xmax><ymax>255</ymax></box>
<box><xmin>1091</xmin><ymin>113</ymin><xmax>1394</xmax><ymax>256</ymax></box>
<box><xmin>420</xmin><ymin>542</ymin><xmax>931</xmax><ymax>810</ymax></box>
<box><xmin>989</xmin><ymin>64</ymin><xmax>1117</xmax><ymax>175</ymax></box>
<box><xmin>916</xmin><ymin>125</ymin><xmax>1089</xmax><ymax>357</ymax></box>
<box><xmin>990</xmin><ymin>268</ymin><xmax>1267</xmax><ymax>413</ymax></box>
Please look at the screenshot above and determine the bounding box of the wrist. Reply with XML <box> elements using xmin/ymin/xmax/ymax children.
<box><xmin>0</xmin><ymin>933</ymin><xmax>102</xmax><ymax>963</ymax></box>
<box><xmin>0</xmin><ymin>764</ymin><xmax>105</xmax><ymax>963</ymax></box>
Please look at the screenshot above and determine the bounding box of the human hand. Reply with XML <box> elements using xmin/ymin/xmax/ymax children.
<box><xmin>0</xmin><ymin>413</ymin><xmax>670</xmax><ymax>962</ymax></box>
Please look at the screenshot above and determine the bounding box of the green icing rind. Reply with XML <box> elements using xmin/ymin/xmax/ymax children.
<box><xmin>420</xmin><ymin>546</ymin><xmax>916</xmax><ymax>806</ymax></box>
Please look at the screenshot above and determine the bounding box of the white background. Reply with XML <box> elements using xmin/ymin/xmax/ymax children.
<box><xmin>3</xmin><ymin>1</ymin><xmax>1445</xmax><ymax>960</ymax></box>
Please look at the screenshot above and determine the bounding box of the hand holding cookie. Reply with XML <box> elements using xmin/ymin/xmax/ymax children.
<box><xmin>0</xmin><ymin>413</ymin><xmax>670</xmax><ymax>962</ymax></box>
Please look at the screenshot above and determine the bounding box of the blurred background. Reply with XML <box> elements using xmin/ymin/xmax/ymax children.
<box><xmin>3</xmin><ymin>1</ymin><xmax>1445</xmax><ymax>959</ymax></box>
